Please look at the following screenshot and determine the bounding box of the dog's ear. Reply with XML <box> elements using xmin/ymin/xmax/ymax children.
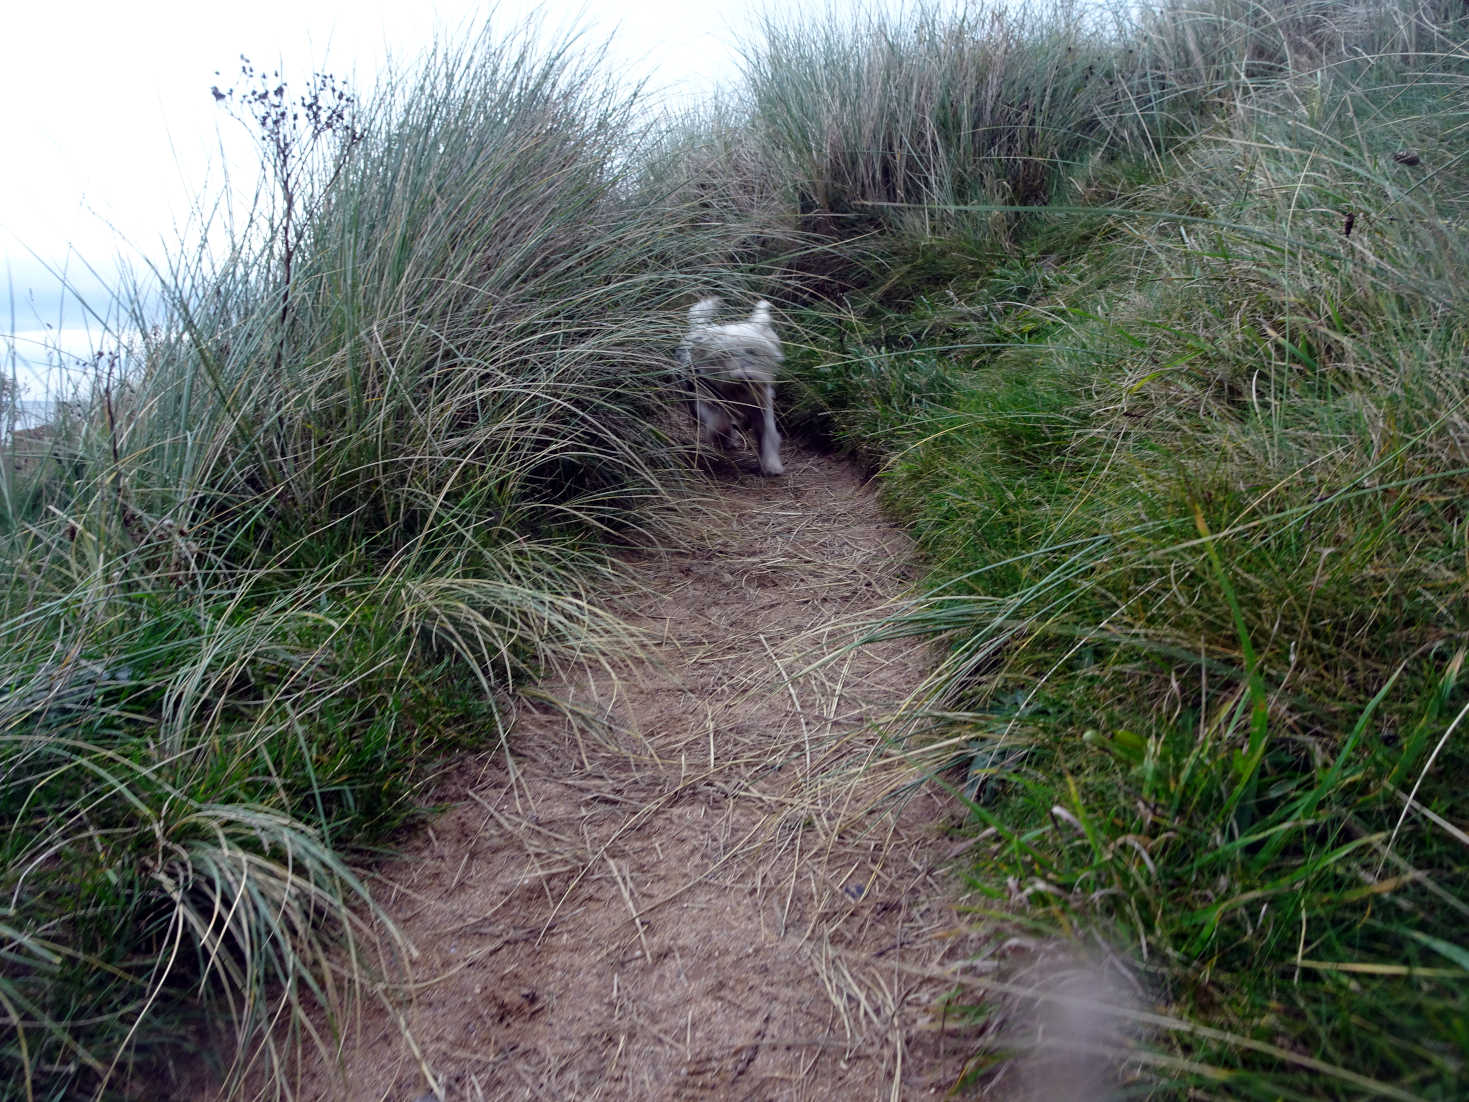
<box><xmin>749</xmin><ymin>300</ymin><xmax>774</xmax><ymax>328</ymax></box>
<box><xmin>688</xmin><ymin>297</ymin><xmax>722</xmax><ymax>328</ymax></box>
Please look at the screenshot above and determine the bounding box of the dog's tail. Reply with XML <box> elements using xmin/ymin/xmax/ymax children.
<box><xmin>688</xmin><ymin>297</ymin><xmax>722</xmax><ymax>329</ymax></box>
<box><xmin>749</xmin><ymin>300</ymin><xmax>774</xmax><ymax>328</ymax></box>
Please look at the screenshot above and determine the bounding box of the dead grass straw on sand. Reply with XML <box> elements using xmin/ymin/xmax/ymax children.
<box><xmin>181</xmin><ymin>446</ymin><xmax>991</xmax><ymax>1102</ymax></box>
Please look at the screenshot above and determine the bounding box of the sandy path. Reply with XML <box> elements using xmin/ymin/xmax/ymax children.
<box><xmin>213</xmin><ymin>446</ymin><xmax>980</xmax><ymax>1100</ymax></box>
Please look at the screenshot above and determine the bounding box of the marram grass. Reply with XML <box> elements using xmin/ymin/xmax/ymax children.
<box><xmin>748</xmin><ymin>0</ymin><xmax>1469</xmax><ymax>1096</ymax></box>
<box><xmin>0</xmin><ymin>17</ymin><xmax>785</xmax><ymax>1102</ymax></box>
<box><xmin>6</xmin><ymin>0</ymin><xmax>1469</xmax><ymax>1097</ymax></box>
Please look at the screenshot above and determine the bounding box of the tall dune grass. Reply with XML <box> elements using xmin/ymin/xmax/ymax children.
<box><xmin>739</xmin><ymin>0</ymin><xmax>1158</xmax><ymax>219</ymax></box>
<box><xmin>700</xmin><ymin>0</ymin><xmax>1464</xmax><ymax>280</ymax></box>
<box><xmin>0</xmin><ymin>21</ymin><xmax>780</xmax><ymax>1101</ymax></box>
<box><xmin>7</xmin><ymin>0</ymin><xmax>1468</xmax><ymax>1096</ymax></box>
<box><xmin>723</xmin><ymin>0</ymin><xmax>1469</xmax><ymax>1094</ymax></box>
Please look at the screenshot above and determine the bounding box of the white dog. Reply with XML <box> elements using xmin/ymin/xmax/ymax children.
<box><xmin>675</xmin><ymin>297</ymin><xmax>785</xmax><ymax>476</ymax></box>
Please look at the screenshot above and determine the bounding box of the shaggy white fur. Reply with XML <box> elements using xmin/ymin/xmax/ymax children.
<box><xmin>675</xmin><ymin>296</ymin><xmax>785</xmax><ymax>476</ymax></box>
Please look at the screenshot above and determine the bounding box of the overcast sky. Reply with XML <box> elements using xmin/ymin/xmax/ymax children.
<box><xmin>1</xmin><ymin>0</ymin><xmax>795</xmax><ymax>385</ymax></box>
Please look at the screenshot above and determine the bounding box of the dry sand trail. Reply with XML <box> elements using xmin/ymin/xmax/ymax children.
<box><xmin>211</xmin><ymin>445</ymin><xmax>986</xmax><ymax>1100</ymax></box>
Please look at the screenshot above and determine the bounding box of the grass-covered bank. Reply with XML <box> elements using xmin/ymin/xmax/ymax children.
<box><xmin>0</xmin><ymin>23</ymin><xmax>780</xmax><ymax>1101</ymax></box>
<box><xmin>5</xmin><ymin>0</ymin><xmax>1468</xmax><ymax>1097</ymax></box>
<box><xmin>741</xmin><ymin>1</ymin><xmax>1469</xmax><ymax>1095</ymax></box>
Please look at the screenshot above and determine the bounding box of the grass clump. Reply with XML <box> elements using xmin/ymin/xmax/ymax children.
<box><xmin>737</xmin><ymin>1</ymin><xmax>1161</xmax><ymax>231</ymax></box>
<box><xmin>0</xmin><ymin>20</ymin><xmax>777</xmax><ymax>1101</ymax></box>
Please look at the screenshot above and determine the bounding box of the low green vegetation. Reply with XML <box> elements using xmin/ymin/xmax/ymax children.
<box><xmin>745</xmin><ymin>0</ymin><xmax>1469</xmax><ymax>1095</ymax></box>
<box><xmin>4</xmin><ymin>0</ymin><xmax>1466</xmax><ymax>1098</ymax></box>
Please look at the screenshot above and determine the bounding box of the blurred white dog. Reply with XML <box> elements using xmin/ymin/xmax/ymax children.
<box><xmin>675</xmin><ymin>297</ymin><xmax>785</xmax><ymax>476</ymax></box>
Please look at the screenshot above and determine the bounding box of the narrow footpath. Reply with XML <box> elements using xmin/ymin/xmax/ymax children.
<box><xmin>220</xmin><ymin>445</ymin><xmax>984</xmax><ymax>1100</ymax></box>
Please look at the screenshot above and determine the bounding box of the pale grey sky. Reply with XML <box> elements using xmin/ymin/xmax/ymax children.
<box><xmin>0</xmin><ymin>0</ymin><xmax>763</xmax><ymax>260</ymax></box>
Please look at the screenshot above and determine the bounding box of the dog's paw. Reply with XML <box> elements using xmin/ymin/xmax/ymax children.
<box><xmin>760</xmin><ymin>458</ymin><xmax>785</xmax><ymax>477</ymax></box>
